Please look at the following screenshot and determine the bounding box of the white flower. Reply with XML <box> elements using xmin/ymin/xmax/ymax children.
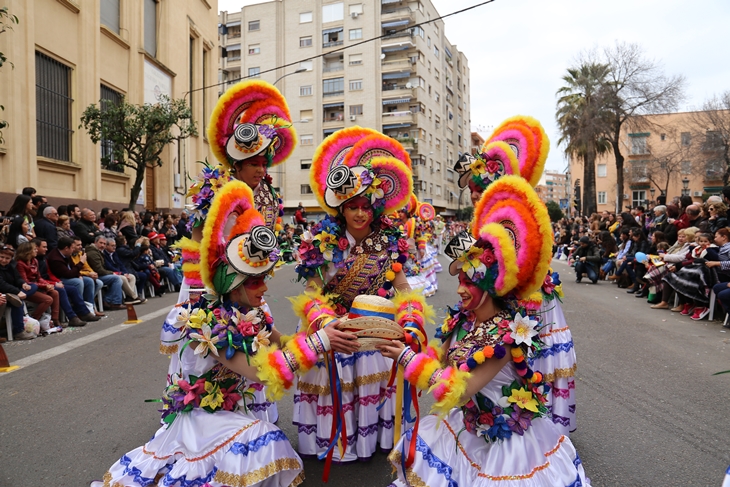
<box><xmin>497</xmin><ymin>395</ymin><xmax>511</xmax><ymax>408</ymax></box>
<box><xmin>370</xmin><ymin>188</ymin><xmax>385</xmax><ymax>204</ymax></box>
<box><xmin>475</xmin><ymin>423</ymin><xmax>490</xmax><ymax>437</ymax></box>
<box><xmin>242</xmin><ymin>309</ymin><xmax>261</xmax><ymax>325</ymax></box>
<box><xmin>188</xmin><ymin>325</ymin><xmax>221</xmax><ymax>357</ymax></box>
<box><xmin>508</xmin><ymin>313</ymin><xmax>539</xmax><ymax>346</ymax></box>
<box><xmin>251</xmin><ymin>329</ymin><xmax>272</xmax><ymax>352</ymax></box>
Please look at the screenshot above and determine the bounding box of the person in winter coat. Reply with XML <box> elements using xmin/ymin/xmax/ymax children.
<box><xmin>574</xmin><ymin>236</ymin><xmax>601</xmax><ymax>284</ymax></box>
<box><xmin>621</xmin><ymin>228</ymin><xmax>652</xmax><ymax>293</ymax></box>
<box><xmin>104</xmin><ymin>238</ymin><xmax>147</xmax><ymax>302</ymax></box>
<box><xmin>84</xmin><ymin>235</ymin><xmax>126</xmax><ymax>309</ymax></box>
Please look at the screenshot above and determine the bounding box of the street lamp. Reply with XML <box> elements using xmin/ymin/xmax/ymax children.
<box><xmin>682</xmin><ymin>177</ymin><xmax>690</xmax><ymax>196</ymax></box>
<box><xmin>650</xmin><ymin>187</ymin><xmax>655</xmax><ymax>199</ymax></box>
<box><xmin>273</xmin><ymin>67</ymin><xmax>307</xmax><ymax>86</ymax></box>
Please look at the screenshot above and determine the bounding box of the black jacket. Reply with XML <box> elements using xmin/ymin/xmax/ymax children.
<box><xmin>0</xmin><ymin>262</ymin><xmax>25</xmax><ymax>294</ymax></box>
<box><xmin>34</xmin><ymin>217</ymin><xmax>59</xmax><ymax>250</ymax></box>
<box><xmin>151</xmin><ymin>245</ymin><xmax>172</xmax><ymax>266</ymax></box>
<box><xmin>116</xmin><ymin>244</ymin><xmax>143</xmax><ymax>272</ymax></box>
<box><xmin>574</xmin><ymin>243</ymin><xmax>601</xmax><ymax>264</ymax></box>
<box><xmin>72</xmin><ymin>218</ymin><xmax>98</xmax><ymax>246</ymax></box>
<box><xmin>119</xmin><ymin>225</ymin><xmax>140</xmax><ymax>247</ymax></box>
<box><xmin>626</xmin><ymin>239</ymin><xmax>651</xmax><ymax>259</ymax></box>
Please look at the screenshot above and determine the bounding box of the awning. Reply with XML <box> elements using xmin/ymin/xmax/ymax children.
<box><xmin>382</xmin><ymin>0</ymin><xmax>400</xmax><ymax>4</ymax></box>
<box><xmin>382</xmin><ymin>71</ymin><xmax>410</xmax><ymax>80</ymax></box>
<box><xmin>323</xmin><ymin>27</ymin><xmax>343</xmax><ymax>35</ymax></box>
<box><xmin>383</xmin><ymin>123</ymin><xmax>412</xmax><ymax>130</ymax></box>
<box><xmin>323</xmin><ymin>128</ymin><xmax>342</xmax><ymax>135</ymax></box>
<box><xmin>382</xmin><ymin>19</ymin><xmax>410</xmax><ymax>28</ymax></box>
<box><xmin>381</xmin><ymin>42</ymin><xmax>414</xmax><ymax>52</ymax></box>
<box><xmin>323</xmin><ymin>102</ymin><xmax>344</xmax><ymax>109</ymax></box>
<box><xmin>382</xmin><ymin>97</ymin><xmax>410</xmax><ymax>105</ymax></box>
<box><xmin>226</xmin><ymin>43</ymin><xmax>241</xmax><ymax>51</ymax></box>
<box><xmin>226</xmin><ymin>20</ymin><xmax>241</xmax><ymax>27</ymax></box>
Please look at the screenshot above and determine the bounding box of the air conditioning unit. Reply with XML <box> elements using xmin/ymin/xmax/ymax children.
<box><xmin>349</xmin><ymin>115</ymin><xmax>357</xmax><ymax>121</ymax></box>
<box><xmin>351</xmin><ymin>11</ymin><xmax>359</xmax><ymax>18</ymax></box>
<box><xmin>693</xmin><ymin>191</ymin><xmax>702</xmax><ymax>197</ymax></box>
<box><xmin>622</xmin><ymin>194</ymin><xmax>629</xmax><ymax>199</ymax></box>
<box><xmin>413</xmin><ymin>138</ymin><xmax>418</xmax><ymax>144</ymax></box>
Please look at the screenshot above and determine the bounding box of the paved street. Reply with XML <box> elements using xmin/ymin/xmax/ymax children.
<box><xmin>1</xmin><ymin>257</ymin><xmax>729</xmax><ymax>486</ymax></box>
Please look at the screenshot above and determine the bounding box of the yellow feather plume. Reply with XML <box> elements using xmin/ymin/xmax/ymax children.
<box><xmin>430</xmin><ymin>369</ymin><xmax>471</xmax><ymax>415</ymax></box>
<box><xmin>251</xmin><ymin>344</ymin><xmax>287</xmax><ymax>402</ymax></box>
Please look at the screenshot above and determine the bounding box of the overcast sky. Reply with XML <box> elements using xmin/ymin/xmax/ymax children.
<box><xmin>218</xmin><ymin>0</ymin><xmax>730</xmax><ymax>172</ymax></box>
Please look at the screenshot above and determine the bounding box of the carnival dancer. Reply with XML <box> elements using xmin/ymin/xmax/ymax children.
<box><xmin>93</xmin><ymin>181</ymin><xmax>359</xmax><ymax>487</ymax></box>
<box><xmin>379</xmin><ymin>175</ymin><xmax>590</xmax><ymax>486</ymax></box>
<box><xmin>453</xmin><ymin>115</ymin><xmax>578</xmax><ymax>435</ymax></box>
<box><xmin>164</xmin><ymin>80</ymin><xmax>297</xmax><ymax>423</ymax></box>
<box><xmin>416</xmin><ymin>202</ymin><xmax>440</xmax><ymax>294</ymax></box>
<box><xmin>293</xmin><ymin>127</ymin><xmax>421</xmax><ymax>463</ymax></box>
<box><xmin>399</xmin><ymin>196</ymin><xmax>427</xmax><ymax>294</ymax></box>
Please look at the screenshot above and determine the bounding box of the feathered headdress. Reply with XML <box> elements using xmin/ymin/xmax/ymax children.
<box><xmin>482</xmin><ymin>115</ymin><xmax>549</xmax><ymax>187</ymax></box>
<box><xmin>208</xmin><ymin>80</ymin><xmax>297</xmax><ymax>170</ymax></box>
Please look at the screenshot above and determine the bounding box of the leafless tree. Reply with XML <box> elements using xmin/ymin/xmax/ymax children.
<box><xmin>688</xmin><ymin>91</ymin><xmax>730</xmax><ymax>184</ymax></box>
<box><xmin>631</xmin><ymin>129</ymin><xmax>691</xmax><ymax>197</ymax></box>
<box><xmin>587</xmin><ymin>42</ymin><xmax>686</xmax><ymax>212</ymax></box>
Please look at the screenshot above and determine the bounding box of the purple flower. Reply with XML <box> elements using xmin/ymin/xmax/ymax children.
<box><xmin>506</xmin><ymin>407</ymin><xmax>532</xmax><ymax>436</ymax></box>
<box><xmin>259</xmin><ymin>124</ymin><xmax>277</xmax><ymax>138</ymax></box>
<box><xmin>360</xmin><ymin>170</ymin><xmax>374</xmax><ymax>186</ymax></box>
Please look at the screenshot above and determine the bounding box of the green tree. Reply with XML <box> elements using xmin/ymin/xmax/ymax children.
<box><xmin>556</xmin><ymin>62</ymin><xmax>612</xmax><ymax>216</ymax></box>
<box><xmin>80</xmin><ymin>95</ymin><xmax>197</xmax><ymax>210</ymax></box>
<box><xmin>0</xmin><ymin>6</ymin><xmax>19</xmax><ymax>144</ymax></box>
<box><xmin>545</xmin><ymin>200</ymin><xmax>564</xmax><ymax>222</ymax></box>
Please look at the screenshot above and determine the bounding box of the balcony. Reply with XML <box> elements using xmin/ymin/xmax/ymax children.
<box><xmin>383</xmin><ymin>110</ymin><xmax>414</xmax><ymax>125</ymax></box>
<box><xmin>323</xmin><ymin>40</ymin><xmax>343</xmax><ymax>49</ymax></box>
<box><xmin>323</xmin><ymin>62</ymin><xmax>344</xmax><ymax>73</ymax></box>
<box><xmin>380</xmin><ymin>6</ymin><xmax>414</xmax><ymax>23</ymax></box>
<box><xmin>382</xmin><ymin>84</ymin><xmax>413</xmax><ymax>99</ymax></box>
<box><xmin>381</xmin><ymin>58</ymin><xmax>415</xmax><ymax>73</ymax></box>
<box><xmin>382</xmin><ymin>29</ymin><xmax>414</xmax><ymax>41</ymax></box>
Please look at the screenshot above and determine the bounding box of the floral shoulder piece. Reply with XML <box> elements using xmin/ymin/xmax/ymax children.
<box><xmin>295</xmin><ymin>215</ymin><xmax>346</xmax><ymax>282</ymax></box>
<box><xmin>185</xmin><ymin>160</ymin><xmax>233</xmax><ymax>232</ymax></box>
<box><xmin>541</xmin><ymin>270</ymin><xmax>563</xmax><ymax>302</ymax></box>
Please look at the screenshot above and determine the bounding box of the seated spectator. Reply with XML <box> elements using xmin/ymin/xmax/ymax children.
<box><xmin>707</xmin><ymin>229</ymin><xmax>730</xmax><ymax>328</ymax></box>
<box><xmin>105</xmin><ymin>238</ymin><xmax>147</xmax><ymax>302</ymax></box>
<box><xmin>597</xmin><ymin>230</ymin><xmax>618</xmax><ymax>279</ymax></box>
<box><xmin>0</xmin><ymin>243</ymin><xmax>52</xmax><ymax>340</ymax></box>
<box><xmin>57</xmin><ymin>205</ymin><xmax>68</xmax><ymax>217</ymax></box>
<box><xmin>649</xmin><ymin>227</ymin><xmax>698</xmax><ymax>309</ymax></box>
<box><xmin>47</xmin><ymin>237</ymin><xmax>103</xmax><ymax>315</ymax></box>
<box><xmin>706</xmin><ymin>202</ymin><xmax>729</xmax><ymax>235</ymax></box>
<box><xmin>117</xmin><ymin>211</ymin><xmax>140</xmax><ymax>247</ymax></box>
<box><xmin>6</xmin><ymin>217</ymin><xmax>30</xmax><ymax>247</ymax></box>
<box><xmin>100</xmin><ymin>213</ymin><xmax>118</xmax><ymax>241</ymax></box>
<box><xmin>7</xmin><ymin>194</ymin><xmax>37</xmax><ymax>239</ymax></box>
<box><xmin>159</xmin><ymin>214</ymin><xmax>178</xmax><ymax>243</ymax></box>
<box><xmin>67</xmin><ymin>204</ymin><xmax>81</xmax><ymax>222</ymax></box>
<box><xmin>34</xmin><ymin>206</ymin><xmax>59</xmax><ymax>250</ymax></box>
<box><xmin>606</xmin><ymin>228</ymin><xmax>633</xmax><ymax>278</ymax></box>
<box><xmin>620</xmin><ymin>228</ymin><xmax>651</xmax><ymax>294</ymax></box>
<box><xmin>15</xmin><ymin>242</ymin><xmax>90</xmax><ymax>328</ymax></box>
<box><xmin>176</xmin><ymin>211</ymin><xmax>191</xmax><ymax>241</ymax></box>
<box><xmin>84</xmin><ymin>235</ymin><xmax>127</xmax><ymax>309</ymax></box>
<box><xmin>72</xmin><ymin>208</ymin><xmax>99</xmax><ymax>247</ymax></box>
<box><xmin>573</xmin><ymin>236</ymin><xmax>601</xmax><ymax>284</ymax></box>
<box><xmin>149</xmin><ymin>232</ymin><xmax>182</xmax><ymax>290</ymax></box>
<box><xmin>662</xmin><ymin>232</ymin><xmax>720</xmax><ymax>320</ymax></box>
<box><xmin>648</xmin><ymin>231</ymin><xmax>667</xmax><ymax>255</ymax></box>
<box><xmin>56</xmin><ymin>214</ymin><xmax>75</xmax><ymax>240</ymax></box>
<box><xmin>139</xmin><ymin>214</ymin><xmax>155</xmax><ymax>237</ymax></box>
<box><xmin>133</xmin><ymin>237</ymin><xmax>163</xmax><ymax>295</ymax></box>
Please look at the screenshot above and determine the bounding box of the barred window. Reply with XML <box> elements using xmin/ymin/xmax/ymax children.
<box><xmin>36</xmin><ymin>52</ymin><xmax>73</xmax><ymax>162</ymax></box>
<box><xmin>100</xmin><ymin>85</ymin><xmax>124</xmax><ymax>172</ymax></box>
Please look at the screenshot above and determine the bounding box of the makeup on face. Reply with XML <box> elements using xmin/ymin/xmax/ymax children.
<box><xmin>343</xmin><ymin>197</ymin><xmax>374</xmax><ymax>231</ymax></box>
<box><xmin>234</xmin><ymin>158</ymin><xmax>267</xmax><ymax>188</ymax></box>
<box><xmin>457</xmin><ymin>272</ymin><xmax>485</xmax><ymax>310</ymax></box>
<box><xmin>243</xmin><ymin>275</ymin><xmax>268</xmax><ymax>307</ymax></box>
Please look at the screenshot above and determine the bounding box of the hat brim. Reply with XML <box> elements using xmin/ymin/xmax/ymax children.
<box><xmin>449</xmin><ymin>260</ymin><xmax>461</xmax><ymax>276</ymax></box>
<box><xmin>458</xmin><ymin>170</ymin><xmax>472</xmax><ymax>189</ymax></box>
<box><xmin>336</xmin><ymin>316</ymin><xmax>404</xmax><ymax>351</ymax></box>
<box><xmin>225</xmin><ymin>234</ymin><xmax>277</xmax><ymax>276</ymax></box>
<box><xmin>225</xmin><ymin>131</ymin><xmax>273</xmax><ymax>162</ymax></box>
<box><xmin>323</xmin><ymin>166</ymin><xmax>370</xmax><ymax>209</ymax></box>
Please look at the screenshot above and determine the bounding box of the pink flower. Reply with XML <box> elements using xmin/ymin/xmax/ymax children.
<box><xmin>334</xmin><ymin>303</ymin><xmax>347</xmax><ymax>316</ymax></box>
<box><xmin>397</xmin><ymin>239</ymin><xmax>410</xmax><ymax>253</ymax></box>
<box><xmin>238</xmin><ymin>321</ymin><xmax>257</xmax><ymax>336</ymax></box>
<box><xmin>338</xmin><ymin>237</ymin><xmax>349</xmax><ymax>250</ymax></box>
<box><xmin>298</xmin><ymin>240</ymin><xmax>314</xmax><ymax>254</ymax></box>
<box><xmin>542</xmin><ymin>275</ymin><xmax>555</xmax><ymax>294</ymax></box>
<box><xmin>221</xmin><ymin>384</ymin><xmax>243</xmax><ymax>411</ymax></box>
<box><xmin>178</xmin><ymin>377</ymin><xmax>206</xmax><ymax>406</ymax></box>
<box><xmin>486</xmin><ymin>160</ymin><xmax>500</xmax><ymax>174</ymax></box>
<box><xmin>213</xmin><ymin>308</ymin><xmax>222</xmax><ymax>319</ymax></box>
<box><xmin>380</xmin><ymin>179</ymin><xmax>392</xmax><ymax>193</ymax></box>
<box><xmin>479</xmin><ymin>249</ymin><xmax>496</xmax><ymax>267</ymax></box>
<box><xmin>265</xmin><ymin>314</ymin><xmax>273</xmax><ymax>325</ymax></box>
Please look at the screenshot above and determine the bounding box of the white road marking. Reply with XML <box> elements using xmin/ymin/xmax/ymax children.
<box><xmin>0</xmin><ymin>307</ymin><xmax>170</xmax><ymax>376</ymax></box>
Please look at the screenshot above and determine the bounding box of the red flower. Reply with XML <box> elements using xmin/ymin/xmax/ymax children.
<box><xmin>264</xmin><ymin>174</ymin><xmax>273</xmax><ymax>185</ymax></box>
<box><xmin>298</xmin><ymin>240</ymin><xmax>314</xmax><ymax>254</ymax></box>
<box><xmin>485</xmin><ymin>160</ymin><xmax>500</xmax><ymax>174</ymax></box>
<box><xmin>479</xmin><ymin>249</ymin><xmax>496</xmax><ymax>267</ymax></box>
<box><xmin>478</xmin><ymin>412</ymin><xmax>495</xmax><ymax>426</ymax></box>
<box><xmin>397</xmin><ymin>239</ymin><xmax>410</xmax><ymax>253</ymax></box>
<box><xmin>338</xmin><ymin>237</ymin><xmax>349</xmax><ymax>250</ymax></box>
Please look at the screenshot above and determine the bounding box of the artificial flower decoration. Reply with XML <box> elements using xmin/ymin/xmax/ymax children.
<box><xmin>200</xmin><ymin>381</ymin><xmax>224</xmax><ymax>410</ymax></box>
<box><xmin>189</xmin><ymin>325</ymin><xmax>221</xmax><ymax>357</ymax></box>
<box><xmin>252</xmin><ymin>329</ymin><xmax>272</xmax><ymax>352</ymax></box>
<box><xmin>507</xmin><ymin>387</ymin><xmax>540</xmax><ymax>413</ymax></box>
<box><xmin>508</xmin><ymin>313</ymin><xmax>539</xmax><ymax>346</ymax></box>
<box><xmin>187</xmin><ymin>309</ymin><xmax>211</xmax><ymax>330</ymax></box>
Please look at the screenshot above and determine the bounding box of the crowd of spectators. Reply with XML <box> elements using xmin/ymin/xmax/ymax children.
<box><xmin>0</xmin><ymin>187</ymin><xmax>189</xmax><ymax>341</ymax></box>
<box><xmin>556</xmin><ymin>188</ymin><xmax>730</xmax><ymax>326</ymax></box>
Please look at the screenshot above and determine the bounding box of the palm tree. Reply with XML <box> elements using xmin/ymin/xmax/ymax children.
<box><xmin>556</xmin><ymin>63</ymin><xmax>612</xmax><ymax>216</ymax></box>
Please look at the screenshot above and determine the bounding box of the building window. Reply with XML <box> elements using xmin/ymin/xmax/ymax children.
<box><xmin>300</xmin><ymin>85</ymin><xmax>313</xmax><ymax>96</ymax></box>
<box><xmin>598</xmin><ymin>192</ymin><xmax>607</xmax><ymax>205</ymax></box>
<box><xmin>412</xmin><ymin>26</ymin><xmax>424</xmax><ymax>38</ymax></box>
<box><xmin>248</xmin><ymin>67</ymin><xmax>260</xmax><ymax>78</ymax></box>
<box><xmin>436</xmin><ymin>185</ymin><xmax>442</xmax><ymax>196</ymax></box>
<box><xmin>434</xmin><ymin>69</ymin><xmax>439</xmax><ymax>81</ymax></box>
<box><xmin>434</xmin><ymin>46</ymin><xmax>439</xmax><ymax>58</ymax></box>
<box><xmin>349</xmin><ymin>28</ymin><xmax>362</xmax><ymax>40</ymax></box>
<box><xmin>681</xmin><ymin>132</ymin><xmax>691</xmax><ymax>146</ymax></box>
<box><xmin>189</xmin><ymin>37</ymin><xmax>195</xmax><ymax>117</ymax></box>
<box><xmin>323</xmin><ymin>77</ymin><xmax>344</xmax><ymax>96</ymax></box>
<box><xmin>301</xmin><ymin>184</ymin><xmax>313</xmax><ymax>194</ymax></box>
<box><xmin>299</xmin><ymin>60</ymin><xmax>313</xmax><ymax>71</ymax></box>
<box><xmin>100</xmin><ymin>84</ymin><xmax>123</xmax><ymax>172</ymax></box>
<box><xmin>349</xmin><ymin>53</ymin><xmax>362</xmax><ymax>65</ymax></box>
<box><xmin>349</xmin><ymin>3</ymin><xmax>363</xmax><ymax>15</ymax></box>
<box><xmin>427</xmin><ymin>36</ymin><xmax>431</xmax><ymax>47</ymax></box>
<box><xmin>300</xmin><ymin>109</ymin><xmax>313</xmax><ymax>121</ymax></box>
<box><xmin>202</xmin><ymin>49</ymin><xmax>208</xmax><ymax>133</ymax></box>
<box><xmin>301</xmin><ymin>135</ymin><xmax>314</xmax><ymax>146</ymax></box>
<box><xmin>597</xmin><ymin>164</ymin><xmax>607</xmax><ymax>177</ymax></box>
<box><xmin>248</xmin><ymin>20</ymin><xmax>260</xmax><ymax>31</ymax></box>
<box><xmin>300</xmin><ymin>36</ymin><xmax>312</xmax><ymax>48</ymax></box>
<box><xmin>300</xmin><ymin>11</ymin><xmax>313</xmax><ymax>23</ymax></box>
<box><xmin>144</xmin><ymin>0</ymin><xmax>158</xmax><ymax>56</ymax></box>
<box><xmin>101</xmin><ymin>0</ymin><xmax>120</xmax><ymax>34</ymax></box>
<box><xmin>226</xmin><ymin>49</ymin><xmax>241</xmax><ymax>61</ymax></box>
<box><xmin>349</xmin><ymin>104</ymin><xmax>363</xmax><ymax>116</ymax></box>
<box><xmin>36</xmin><ymin>52</ymin><xmax>73</xmax><ymax>162</ymax></box>
<box><xmin>248</xmin><ymin>44</ymin><xmax>260</xmax><ymax>55</ymax></box>
<box><xmin>446</xmin><ymin>169</ymin><xmax>454</xmax><ymax>182</ymax></box>
<box><xmin>681</xmin><ymin>161</ymin><xmax>691</xmax><ymax>174</ymax></box>
<box><xmin>630</xmin><ymin>135</ymin><xmax>648</xmax><ymax>155</ymax></box>
<box><xmin>349</xmin><ymin>79</ymin><xmax>362</xmax><ymax>91</ymax></box>
<box><xmin>323</xmin><ymin>27</ymin><xmax>343</xmax><ymax>47</ymax></box>
<box><xmin>632</xmin><ymin>190</ymin><xmax>646</xmax><ymax>208</ymax></box>
<box><xmin>300</xmin><ymin>159</ymin><xmax>312</xmax><ymax>170</ymax></box>
<box><xmin>322</xmin><ymin>2</ymin><xmax>344</xmax><ymax>23</ymax></box>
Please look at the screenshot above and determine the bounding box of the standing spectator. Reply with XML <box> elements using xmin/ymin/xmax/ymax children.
<box><xmin>47</xmin><ymin>237</ymin><xmax>100</xmax><ymax>313</ymax></box>
<box><xmin>139</xmin><ymin>214</ymin><xmax>155</xmax><ymax>237</ymax></box>
<box><xmin>684</xmin><ymin>205</ymin><xmax>707</xmax><ymax>232</ymax></box>
<box><xmin>105</xmin><ymin>238</ymin><xmax>147</xmax><ymax>302</ymax></box>
<box><xmin>6</xmin><ymin>217</ymin><xmax>30</xmax><ymax>247</ymax></box>
<box><xmin>148</xmin><ymin>232</ymin><xmax>181</xmax><ymax>290</ymax></box>
<box><xmin>672</xmin><ymin>195</ymin><xmax>694</xmax><ymax>230</ymax></box>
<box><xmin>57</xmin><ymin>205</ymin><xmax>68</xmax><ymax>217</ymax></box>
<box><xmin>294</xmin><ymin>202</ymin><xmax>307</xmax><ymax>229</ymax></box>
<box><xmin>0</xmin><ymin>244</ymin><xmax>52</xmax><ymax>339</ymax></box>
<box><xmin>34</xmin><ymin>206</ymin><xmax>59</xmax><ymax>250</ymax></box>
<box><xmin>72</xmin><ymin>208</ymin><xmax>99</xmax><ymax>246</ymax></box>
<box><xmin>7</xmin><ymin>194</ymin><xmax>37</xmax><ymax>238</ymax></box>
<box><xmin>56</xmin><ymin>215</ymin><xmax>75</xmax><ymax>240</ymax></box>
<box><xmin>117</xmin><ymin>211</ymin><xmax>140</xmax><ymax>247</ymax></box>
<box><xmin>84</xmin><ymin>235</ymin><xmax>127</xmax><ymax>309</ymax></box>
<box><xmin>15</xmin><ymin>242</ymin><xmax>89</xmax><ymax>328</ymax></box>
<box><xmin>67</xmin><ymin>204</ymin><xmax>81</xmax><ymax>222</ymax></box>
<box><xmin>574</xmin><ymin>236</ymin><xmax>601</xmax><ymax>284</ymax></box>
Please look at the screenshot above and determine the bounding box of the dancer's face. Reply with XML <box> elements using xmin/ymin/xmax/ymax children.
<box><xmin>232</xmin><ymin>275</ymin><xmax>268</xmax><ymax>308</ymax></box>
<box><xmin>342</xmin><ymin>197</ymin><xmax>373</xmax><ymax>233</ymax></box>
<box><xmin>468</xmin><ymin>181</ymin><xmax>483</xmax><ymax>207</ymax></box>
<box><xmin>233</xmin><ymin>157</ymin><xmax>267</xmax><ymax>189</ymax></box>
<box><xmin>457</xmin><ymin>272</ymin><xmax>485</xmax><ymax>310</ymax></box>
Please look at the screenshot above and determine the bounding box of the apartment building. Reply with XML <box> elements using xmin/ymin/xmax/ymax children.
<box><xmin>218</xmin><ymin>0</ymin><xmax>471</xmax><ymax>214</ymax></box>
<box><xmin>470</xmin><ymin>131</ymin><xmax>485</xmax><ymax>155</ymax></box>
<box><xmin>536</xmin><ymin>171</ymin><xmax>571</xmax><ymax>209</ymax></box>
<box><xmin>0</xmin><ymin>0</ymin><xmax>219</xmax><ymax>211</ymax></box>
<box><xmin>569</xmin><ymin>111</ymin><xmax>730</xmax><ymax>212</ymax></box>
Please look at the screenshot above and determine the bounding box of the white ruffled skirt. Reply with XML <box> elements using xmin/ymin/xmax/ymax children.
<box><xmin>292</xmin><ymin>350</ymin><xmax>396</xmax><ymax>461</ymax></box>
<box><xmin>529</xmin><ymin>298</ymin><xmax>577</xmax><ymax>436</ymax></box>
<box><xmin>387</xmin><ymin>409</ymin><xmax>589</xmax><ymax>487</ymax></box>
<box><xmin>97</xmin><ymin>409</ymin><xmax>303</xmax><ymax>487</ymax></box>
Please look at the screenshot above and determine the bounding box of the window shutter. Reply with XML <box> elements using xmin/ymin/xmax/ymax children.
<box><xmin>100</xmin><ymin>0</ymin><xmax>120</xmax><ymax>34</ymax></box>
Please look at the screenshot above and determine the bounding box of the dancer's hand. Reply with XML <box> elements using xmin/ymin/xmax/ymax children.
<box><xmin>322</xmin><ymin>324</ymin><xmax>360</xmax><ymax>354</ymax></box>
<box><xmin>377</xmin><ymin>341</ymin><xmax>405</xmax><ymax>360</ymax></box>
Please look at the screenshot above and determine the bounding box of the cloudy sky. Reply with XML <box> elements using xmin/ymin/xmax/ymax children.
<box><xmin>218</xmin><ymin>0</ymin><xmax>730</xmax><ymax>171</ymax></box>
